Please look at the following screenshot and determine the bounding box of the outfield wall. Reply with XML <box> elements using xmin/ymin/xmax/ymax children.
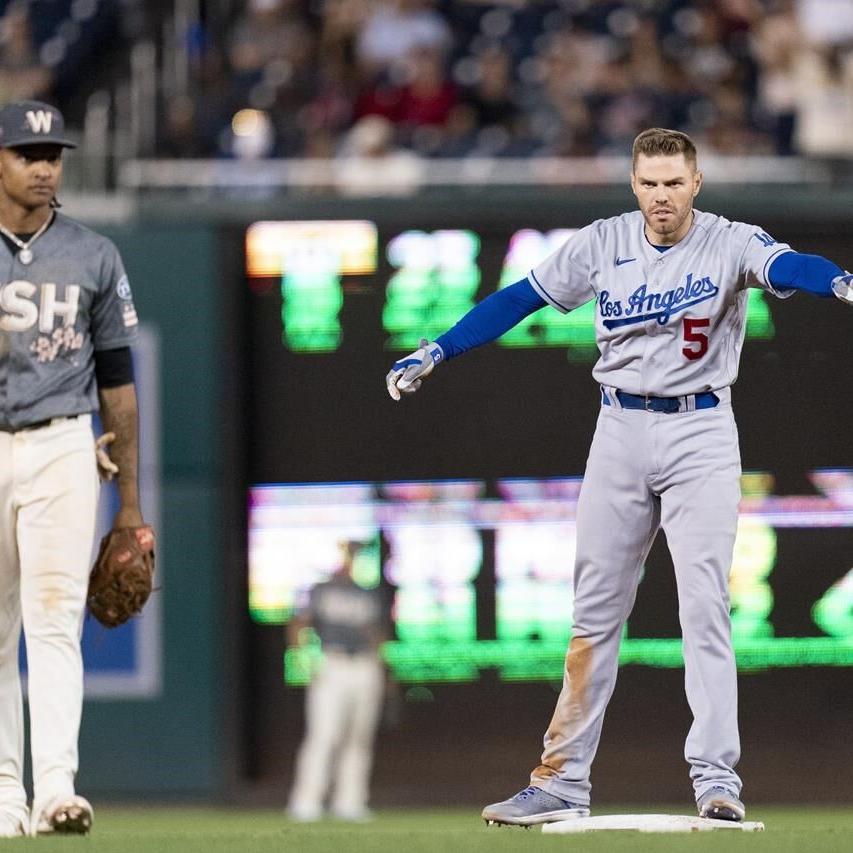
<box><xmin>64</xmin><ymin>186</ymin><xmax>852</xmax><ymax>802</ymax></box>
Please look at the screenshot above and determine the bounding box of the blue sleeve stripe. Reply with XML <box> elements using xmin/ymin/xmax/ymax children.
<box><xmin>768</xmin><ymin>251</ymin><xmax>843</xmax><ymax>298</ymax></box>
<box><xmin>434</xmin><ymin>277</ymin><xmax>547</xmax><ymax>360</ymax></box>
<box><xmin>529</xmin><ymin>269</ymin><xmax>572</xmax><ymax>313</ymax></box>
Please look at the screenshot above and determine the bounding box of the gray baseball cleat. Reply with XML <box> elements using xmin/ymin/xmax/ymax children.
<box><xmin>697</xmin><ymin>787</ymin><xmax>745</xmax><ymax>822</ymax></box>
<box><xmin>482</xmin><ymin>786</ymin><xmax>590</xmax><ymax>826</ymax></box>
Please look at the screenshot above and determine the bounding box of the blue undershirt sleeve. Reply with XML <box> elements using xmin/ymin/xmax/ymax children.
<box><xmin>768</xmin><ymin>252</ymin><xmax>843</xmax><ymax>298</ymax></box>
<box><xmin>435</xmin><ymin>278</ymin><xmax>548</xmax><ymax>359</ymax></box>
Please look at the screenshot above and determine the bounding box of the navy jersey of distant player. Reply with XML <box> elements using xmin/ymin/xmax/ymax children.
<box><xmin>309</xmin><ymin>576</ymin><xmax>385</xmax><ymax>655</ymax></box>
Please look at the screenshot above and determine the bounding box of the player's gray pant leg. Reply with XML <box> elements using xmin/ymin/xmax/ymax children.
<box><xmin>531</xmin><ymin>408</ymin><xmax>660</xmax><ymax>805</ymax></box>
<box><xmin>657</xmin><ymin>404</ymin><xmax>742</xmax><ymax>799</ymax></box>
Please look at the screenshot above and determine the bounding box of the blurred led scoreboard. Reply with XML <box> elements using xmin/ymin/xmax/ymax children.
<box><xmin>245</xmin><ymin>219</ymin><xmax>853</xmax><ymax>686</ymax></box>
<box><xmin>249</xmin><ymin>475</ymin><xmax>853</xmax><ymax>685</ymax></box>
<box><xmin>245</xmin><ymin>220</ymin><xmax>774</xmax><ymax>357</ymax></box>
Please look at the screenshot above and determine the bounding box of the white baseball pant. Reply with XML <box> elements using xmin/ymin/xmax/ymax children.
<box><xmin>289</xmin><ymin>651</ymin><xmax>384</xmax><ymax>818</ymax></box>
<box><xmin>0</xmin><ymin>415</ymin><xmax>98</xmax><ymax>822</ymax></box>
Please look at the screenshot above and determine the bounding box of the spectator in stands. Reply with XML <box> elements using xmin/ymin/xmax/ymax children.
<box><xmin>796</xmin><ymin>0</ymin><xmax>853</xmax><ymax>47</ymax></box>
<box><xmin>296</xmin><ymin>53</ymin><xmax>357</xmax><ymax>157</ymax></box>
<box><xmin>227</xmin><ymin>0</ymin><xmax>314</xmax><ymax>97</ymax></box>
<box><xmin>0</xmin><ymin>4</ymin><xmax>53</xmax><ymax>103</ymax></box>
<box><xmin>183</xmin><ymin>47</ymin><xmax>248</xmax><ymax>158</ymax></box>
<box><xmin>791</xmin><ymin>0</ymin><xmax>853</xmax><ymax>156</ymax></box>
<box><xmin>458</xmin><ymin>44</ymin><xmax>527</xmax><ymax>155</ymax></box>
<box><xmin>625</xmin><ymin>15</ymin><xmax>666</xmax><ymax>92</ymax></box>
<box><xmin>589</xmin><ymin>56</ymin><xmax>659</xmax><ymax>154</ymax></box>
<box><xmin>334</xmin><ymin>114</ymin><xmax>422</xmax><ymax>194</ymax></box>
<box><xmin>702</xmin><ymin>82</ymin><xmax>774</xmax><ymax>154</ymax></box>
<box><xmin>674</xmin><ymin>5</ymin><xmax>741</xmax><ymax>97</ymax></box>
<box><xmin>792</xmin><ymin>42</ymin><xmax>853</xmax><ymax>157</ymax></box>
<box><xmin>158</xmin><ymin>94</ymin><xmax>218</xmax><ymax>158</ymax></box>
<box><xmin>519</xmin><ymin>28</ymin><xmax>602</xmax><ymax>156</ymax></box>
<box><xmin>355</xmin><ymin>0</ymin><xmax>452</xmax><ymax>80</ymax></box>
<box><xmin>150</xmin><ymin>0</ymin><xmax>853</xmax><ymax>161</ymax></box>
<box><xmin>749</xmin><ymin>0</ymin><xmax>799</xmax><ymax>154</ymax></box>
<box><xmin>355</xmin><ymin>45</ymin><xmax>458</xmax><ymax>153</ymax></box>
<box><xmin>316</xmin><ymin>0</ymin><xmax>371</xmax><ymax>84</ymax></box>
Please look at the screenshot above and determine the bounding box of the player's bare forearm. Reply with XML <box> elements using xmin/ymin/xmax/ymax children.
<box><xmin>98</xmin><ymin>382</ymin><xmax>143</xmax><ymax>527</ymax></box>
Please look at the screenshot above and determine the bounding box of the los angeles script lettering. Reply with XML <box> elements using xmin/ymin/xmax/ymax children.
<box><xmin>599</xmin><ymin>273</ymin><xmax>719</xmax><ymax>325</ymax></box>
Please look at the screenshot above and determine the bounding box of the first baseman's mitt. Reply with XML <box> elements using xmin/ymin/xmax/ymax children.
<box><xmin>87</xmin><ymin>527</ymin><xmax>155</xmax><ymax>628</ymax></box>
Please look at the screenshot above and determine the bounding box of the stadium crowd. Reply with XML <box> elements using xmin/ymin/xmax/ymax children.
<box><xmin>1</xmin><ymin>0</ymin><xmax>852</xmax><ymax>160</ymax></box>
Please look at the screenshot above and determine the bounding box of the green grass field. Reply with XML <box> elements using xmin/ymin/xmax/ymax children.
<box><xmin>1</xmin><ymin>807</ymin><xmax>850</xmax><ymax>852</ymax></box>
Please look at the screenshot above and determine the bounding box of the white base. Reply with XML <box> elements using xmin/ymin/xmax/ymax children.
<box><xmin>542</xmin><ymin>814</ymin><xmax>765</xmax><ymax>834</ymax></box>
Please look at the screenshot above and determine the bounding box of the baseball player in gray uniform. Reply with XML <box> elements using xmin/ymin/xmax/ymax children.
<box><xmin>386</xmin><ymin>128</ymin><xmax>852</xmax><ymax>825</ymax></box>
<box><xmin>287</xmin><ymin>541</ymin><xmax>388</xmax><ymax>822</ymax></box>
<box><xmin>0</xmin><ymin>101</ymin><xmax>147</xmax><ymax>836</ymax></box>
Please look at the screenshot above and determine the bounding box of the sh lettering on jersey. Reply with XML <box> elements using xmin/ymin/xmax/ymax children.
<box><xmin>0</xmin><ymin>280</ymin><xmax>84</xmax><ymax>362</ymax></box>
<box><xmin>599</xmin><ymin>272</ymin><xmax>719</xmax><ymax>330</ymax></box>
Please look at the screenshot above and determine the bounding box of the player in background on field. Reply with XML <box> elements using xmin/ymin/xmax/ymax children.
<box><xmin>386</xmin><ymin>127</ymin><xmax>852</xmax><ymax>826</ymax></box>
<box><xmin>0</xmin><ymin>100</ymin><xmax>149</xmax><ymax>837</ymax></box>
<box><xmin>287</xmin><ymin>541</ymin><xmax>390</xmax><ymax>822</ymax></box>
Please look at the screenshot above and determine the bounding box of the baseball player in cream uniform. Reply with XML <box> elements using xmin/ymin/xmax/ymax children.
<box><xmin>0</xmin><ymin>101</ymin><xmax>146</xmax><ymax>836</ymax></box>
<box><xmin>386</xmin><ymin>128</ymin><xmax>852</xmax><ymax>825</ymax></box>
<box><xmin>287</xmin><ymin>542</ymin><xmax>387</xmax><ymax>822</ymax></box>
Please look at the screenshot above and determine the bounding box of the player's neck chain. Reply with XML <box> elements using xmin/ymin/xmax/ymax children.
<box><xmin>0</xmin><ymin>212</ymin><xmax>54</xmax><ymax>265</ymax></box>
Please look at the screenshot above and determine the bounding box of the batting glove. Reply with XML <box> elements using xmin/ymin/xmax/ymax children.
<box><xmin>386</xmin><ymin>339</ymin><xmax>444</xmax><ymax>401</ymax></box>
<box><xmin>831</xmin><ymin>272</ymin><xmax>853</xmax><ymax>305</ymax></box>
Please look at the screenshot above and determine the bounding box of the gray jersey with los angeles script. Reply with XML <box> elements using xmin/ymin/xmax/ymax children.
<box><xmin>529</xmin><ymin>209</ymin><xmax>794</xmax><ymax>396</ymax></box>
<box><xmin>0</xmin><ymin>213</ymin><xmax>139</xmax><ymax>428</ymax></box>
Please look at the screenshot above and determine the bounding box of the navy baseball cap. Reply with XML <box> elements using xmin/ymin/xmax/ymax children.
<box><xmin>0</xmin><ymin>100</ymin><xmax>76</xmax><ymax>149</ymax></box>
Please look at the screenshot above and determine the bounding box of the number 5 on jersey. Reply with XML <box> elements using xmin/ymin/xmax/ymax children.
<box><xmin>683</xmin><ymin>318</ymin><xmax>710</xmax><ymax>360</ymax></box>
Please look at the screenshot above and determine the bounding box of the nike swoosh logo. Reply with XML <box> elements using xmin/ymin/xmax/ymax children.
<box><xmin>615</xmin><ymin>257</ymin><xmax>636</xmax><ymax>266</ymax></box>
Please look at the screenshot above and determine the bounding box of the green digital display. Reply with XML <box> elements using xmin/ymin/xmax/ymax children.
<box><xmin>248</xmin><ymin>473</ymin><xmax>853</xmax><ymax>685</ymax></box>
<box><xmin>244</xmin><ymin>220</ymin><xmax>847</xmax><ymax>688</ymax></box>
<box><xmin>383</xmin><ymin>230</ymin><xmax>481</xmax><ymax>349</ymax></box>
<box><xmin>245</xmin><ymin>220</ymin><xmax>378</xmax><ymax>352</ymax></box>
<box><xmin>246</xmin><ymin>223</ymin><xmax>776</xmax><ymax>357</ymax></box>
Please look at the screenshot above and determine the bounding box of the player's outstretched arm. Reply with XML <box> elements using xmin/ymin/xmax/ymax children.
<box><xmin>767</xmin><ymin>252</ymin><xmax>848</xmax><ymax>298</ymax></box>
<box><xmin>385</xmin><ymin>278</ymin><xmax>546</xmax><ymax>401</ymax></box>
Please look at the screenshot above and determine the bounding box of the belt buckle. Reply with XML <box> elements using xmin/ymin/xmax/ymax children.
<box><xmin>644</xmin><ymin>395</ymin><xmax>653</xmax><ymax>412</ymax></box>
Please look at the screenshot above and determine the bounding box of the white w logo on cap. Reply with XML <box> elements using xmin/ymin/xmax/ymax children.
<box><xmin>25</xmin><ymin>110</ymin><xmax>53</xmax><ymax>134</ymax></box>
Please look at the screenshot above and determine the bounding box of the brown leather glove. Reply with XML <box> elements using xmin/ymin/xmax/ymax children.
<box><xmin>87</xmin><ymin>526</ymin><xmax>156</xmax><ymax>628</ymax></box>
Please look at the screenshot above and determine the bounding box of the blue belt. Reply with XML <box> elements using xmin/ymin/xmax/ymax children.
<box><xmin>603</xmin><ymin>390</ymin><xmax>719</xmax><ymax>414</ymax></box>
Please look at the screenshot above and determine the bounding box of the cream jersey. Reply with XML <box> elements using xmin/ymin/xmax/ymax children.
<box><xmin>529</xmin><ymin>209</ymin><xmax>794</xmax><ymax>397</ymax></box>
